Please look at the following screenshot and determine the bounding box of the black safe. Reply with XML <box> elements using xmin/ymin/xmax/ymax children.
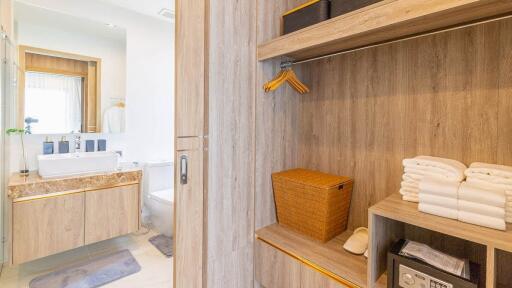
<box><xmin>387</xmin><ymin>239</ymin><xmax>479</xmax><ymax>288</ymax></box>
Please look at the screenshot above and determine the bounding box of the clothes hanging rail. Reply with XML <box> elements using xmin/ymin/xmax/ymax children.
<box><xmin>280</xmin><ymin>12</ymin><xmax>512</xmax><ymax>68</ymax></box>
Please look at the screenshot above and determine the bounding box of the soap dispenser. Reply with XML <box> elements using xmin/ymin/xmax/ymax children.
<box><xmin>43</xmin><ymin>137</ymin><xmax>54</xmax><ymax>155</ymax></box>
<box><xmin>58</xmin><ymin>136</ymin><xmax>70</xmax><ymax>154</ymax></box>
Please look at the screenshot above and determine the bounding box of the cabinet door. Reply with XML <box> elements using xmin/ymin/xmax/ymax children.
<box><xmin>175</xmin><ymin>140</ymin><xmax>204</xmax><ymax>288</ymax></box>
<box><xmin>175</xmin><ymin>0</ymin><xmax>206</xmax><ymax>137</ymax></box>
<box><xmin>12</xmin><ymin>193</ymin><xmax>85</xmax><ymax>264</ymax></box>
<box><xmin>85</xmin><ymin>184</ymin><xmax>139</xmax><ymax>244</ymax></box>
<box><xmin>255</xmin><ymin>240</ymin><xmax>302</xmax><ymax>288</ymax></box>
<box><xmin>301</xmin><ymin>265</ymin><xmax>347</xmax><ymax>288</ymax></box>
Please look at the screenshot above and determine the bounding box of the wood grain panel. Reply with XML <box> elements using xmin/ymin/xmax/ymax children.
<box><xmin>84</xmin><ymin>184</ymin><xmax>139</xmax><ymax>244</ymax></box>
<box><xmin>206</xmin><ymin>0</ymin><xmax>256</xmax><ymax>287</ymax></box>
<box><xmin>12</xmin><ymin>193</ymin><xmax>84</xmax><ymax>264</ymax></box>
<box><xmin>25</xmin><ymin>53</ymin><xmax>88</xmax><ymax>76</ymax></box>
<box><xmin>255</xmin><ymin>0</ymin><xmax>305</xmax><ymax>230</ymax></box>
<box><xmin>301</xmin><ymin>265</ymin><xmax>347</xmax><ymax>288</ymax></box>
<box><xmin>295</xmin><ymin>18</ymin><xmax>512</xmax><ymax>229</ymax></box>
<box><xmin>496</xmin><ymin>249</ymin><xmax>512</xmax><ymax>287</ymax></box>
<box><xmin>175</xmin><ymin>148</ymin><xmax>204</xmax><ymax>288</ymax></box>
<box><xmin>255</xmin><ymin>240</ymin><xmax>301</xmax><ymax>288</ymax></box>
<box><xmin>175</xmin><ymin>0</ymin><xmax>206</xmax><ymax>137</ymax></box>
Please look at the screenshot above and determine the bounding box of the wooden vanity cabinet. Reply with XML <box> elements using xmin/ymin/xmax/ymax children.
<box><xmin>85</xmin><ymin>184</ymin><xmax>139</xmax><ymax>244</ymax></box>
<box><xmin>10</xmin><ymin>183</ymin><xmax>140</xmax><ymax>265</ymax></box>
<box><xmin>12</xmin><ymin>193</ymin><xmax>85</xmax><ymax>264</ymax></box>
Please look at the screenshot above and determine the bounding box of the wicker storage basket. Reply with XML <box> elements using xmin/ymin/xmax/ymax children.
<box><xmin>272</xmin><ymin>168</ymin><xmax>353</xmax><ymax>242</ymax></box>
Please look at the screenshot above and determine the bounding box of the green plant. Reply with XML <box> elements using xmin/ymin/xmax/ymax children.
<box><xmin>6</xmin><ymin>128</ymin><xmax>28</xmax><ymax>174</ymax></box>
<box><xmin>6</xmin><ymin>128</ymin><xmax>25</xmax><ymax>135</ymax></box>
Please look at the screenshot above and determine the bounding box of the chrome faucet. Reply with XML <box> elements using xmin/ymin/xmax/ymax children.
<box><xmin>74</xmin><ymin>134</ymin><xmax>81</xmax><ymax>152</ymax></box>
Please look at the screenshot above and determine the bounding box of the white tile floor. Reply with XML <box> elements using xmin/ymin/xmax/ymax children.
<box><xmin>0</xmin><ymin>230</ymin><xmax>173</xmax><ymax>288</ymax></box>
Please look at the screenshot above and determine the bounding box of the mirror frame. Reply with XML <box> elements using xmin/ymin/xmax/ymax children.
<box><xmin>18</xmin><ymin>45</ymin><xmax>102</xmax><ymax>133</ymax></box>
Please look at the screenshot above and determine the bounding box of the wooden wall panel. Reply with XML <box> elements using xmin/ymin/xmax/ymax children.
<box><xmin>207</xmin><ymin>0</ymin><xmax>256</xmax><ymax>287</ymax></box>
<box><xmin>255</xmin><ymin>0</ymin><xmax>305</xmax><ymax>231</ymax></box>
<box><xmin>294</xmin><ymin>18</ymin><xmax>512</xmax><ymax>230</ymax></box>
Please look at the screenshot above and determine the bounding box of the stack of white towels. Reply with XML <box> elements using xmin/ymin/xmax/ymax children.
<box><xmin>400</xmin><ymin>156</ymin><xmax>467</xmax><ymax>204</ymax></box>
<box><xmin>458</xmin><ymin>163</ymin><xmax>512</xmax><ymax>230</ymax></box>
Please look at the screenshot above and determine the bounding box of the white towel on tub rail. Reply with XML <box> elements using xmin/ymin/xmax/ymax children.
<box><xmin>458</xmin><ymin>200</ymin><xmax>505</xmax><ymax>219</ymax></box>
<box><xmin>403</xmin><ymin>156</ymin><xmax>467</xmax><ymax>181</ymax></box>
<box><xmin>458</xmin><ymin>211</ymin><xmax>506</xmax><ymax>231</ymax></box>
<box><xmin>419</xmin><ymin>203</ymin><xmax>458</xmax><ymax>220</ymax></box>
<box><xmin>465</xmin><ymin>162</ymin><xmax>512</xmax><ymax>179</ymax></box>
<box><xmin>419</xmin><ymin>193</ymin><xmax>458</xmax><ymax>210</ymax></box>
<box><xmin>418</xmin><ymin>177</ymin><xmax>460</xmax><ymax>199</ymax></box>
<box><xmin>458</xmin><ymin>182</ymin><xmax>505</xmax><ymax>208</ymax></box>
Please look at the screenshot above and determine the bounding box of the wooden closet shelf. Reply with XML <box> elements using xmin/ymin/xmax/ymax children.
<box><xmin>256</xmin><ymin>224</ymin><xmax>387</xmax><ymax>288</ymax></box>
<box><xmin>370</xmin><ymin>194</ymin><xmax>512</xmax><ymax>252</ymax></box>
<box><xmin>257</xmin><ymin>0</ymin><xmax>512</xmax><ymax>61</ymax></box>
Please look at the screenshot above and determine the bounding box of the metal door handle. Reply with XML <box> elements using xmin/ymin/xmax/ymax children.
<box><xmin>180</xmin><ymin>155</ymin><xmax>188</xmax><ymax>185</ymax></box>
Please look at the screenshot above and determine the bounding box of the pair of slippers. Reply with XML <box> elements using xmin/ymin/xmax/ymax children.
<box><xmin>342</xmin><ymin>227</ymin><xmax>368</xmax><ymax>257</ymax></box>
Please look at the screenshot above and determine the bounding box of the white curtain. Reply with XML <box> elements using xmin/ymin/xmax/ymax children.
<box><xmin>25</xmin><ymin>72</ymin><xmax>82</xmax><ymax>134</ymax></box>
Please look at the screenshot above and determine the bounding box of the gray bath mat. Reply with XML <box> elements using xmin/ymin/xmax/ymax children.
<box><xmin>149</xmin><ymin>234</ymin><xmax>173</xmax><ymax>257</ymax></box>
<box><xmin>29</xmin><ymin>249</ymin><xmax>141</xmax><ymax>288</ymax></box>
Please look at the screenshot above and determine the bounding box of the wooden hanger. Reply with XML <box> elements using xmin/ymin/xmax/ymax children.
<box><xmin>263</xmin><ymin>66</ymin><xmax>310</xmax><ymax>94</ymax></box>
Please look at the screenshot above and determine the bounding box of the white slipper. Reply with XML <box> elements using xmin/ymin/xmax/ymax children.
<box><xmin>343</xmin><ymin>227</ymin><xmax>368</xmax><ymax>255</ymax></box>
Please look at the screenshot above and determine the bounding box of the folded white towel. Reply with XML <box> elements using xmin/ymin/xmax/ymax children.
<box><xmin>458</xmin><ymin>200</ymin><xmax>505</xmax><ymax>218</ymax></box>
<box><xmin>465</xmin><ymin>162</ymin><xmax>512</xmax><ymax>179</ymax></box>
<box><xmin>402</xmin><ymin>194</ymin><xmax>419</xmax><ymax>203</ymax></box>
<box><xmin>400</xmin><ymin>187</ymin><xmax>419</xmax><ymax>195</ymax></box>
<box><xmin>403</xmin><ymin>156</ymin><xmax>467</xmax><ymax>181</ymax></box>
<box><xmin>419</xmin><ymin>203</ymin><xmax>458</xmax><ymax>219</ymax></box>
<box><xmin>401</xmin><ymin>181</ymin><xmax>419</xmax><ymax>190</ymax></box>
<box><xmin>465</xmin><ymin>173</ymin><xmax>512</xmax><ymax>186</ymax></box>
<box><xmin>404</xmin><ymin>167</ymin><xmax>461</xmax><ymax>181</ymax></box>
<box><xmin>506</xmin><ymin>191</ymin><xmax>512</xmax><ymax>197</ymax></box>
<box><xmin>458</xmin><ymin>211</ymin><xmax>506</xmax><ymax>231</ymax></box>
<box><xmin>403</xmin><ymin>173</ymin><xmax>423</xmax><ymax>182</ymax></box>
<box><xmin>419</xmin><ymin>193</ymin><xmax>458</xmax><ymax>210</ymax></box>
<box><xmin>458</xmin><ymin>182</ymin><xmax>506</xmax><ymax>208</ymax></box>
<box><xmin>466</xmin><ymin>177</ymin><xmax>511</xmax><ymax>192</ymax></box>
<box><xmin>419</xmin><ymin>177</ymin><xmax>460</xmax><ymax>199</ymax></box>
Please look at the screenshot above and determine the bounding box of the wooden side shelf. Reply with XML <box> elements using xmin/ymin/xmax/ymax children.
<box><xmin>370</xmin><ymin>194</ymin><xmax>512</xmax><ymax>252</ymax></box>
<box><xmin>256</xmin><ymin>224</ymin><xmax>387</xmax><ymax>288</ymax></box>
<box><xmin>257</xmin><ymin>0</ymin><xmax>512</xmax><ymax>61</ymax></box>
<box><xmin>369</xmin><ymin>194</ymin><xmax>512</xmax><ymax>288</ymax></box>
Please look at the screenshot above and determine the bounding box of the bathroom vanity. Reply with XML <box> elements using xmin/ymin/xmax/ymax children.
<box><xmin>7</xmin><ymin>168</ymin><xmax>142</xmax><ymax>265</ymax></box>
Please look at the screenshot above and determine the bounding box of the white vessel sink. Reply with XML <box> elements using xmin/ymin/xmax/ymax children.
<box><xmin>38</xmin><ymin>151</ymin><xmax>119</xmax><ymax>178</ymax></box>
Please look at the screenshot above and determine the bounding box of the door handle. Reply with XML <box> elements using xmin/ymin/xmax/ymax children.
<box><xmin>180</xmin><ymin>155</ymin><xmax>188</xmax><ymax>185</ymax></box>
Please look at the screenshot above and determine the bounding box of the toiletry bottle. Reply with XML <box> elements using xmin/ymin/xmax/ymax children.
<box><xmin>58</xmin><ymin>136</ymin><xmax>70</xmax><ymax>154</ymax></box>
<box><xmin>43</xmin><ymin>137</ymin><xmax>54</xmax><ymax>155</ymax></box>
<box><xmin>98</xmin><ymin>139</ymin><xmax>107</xmax><ymax>151</ymax></box>
<box><xmin>85</xmin><ymin>139</ymin><xmax>95</xmax><ymax>152</ymax></box>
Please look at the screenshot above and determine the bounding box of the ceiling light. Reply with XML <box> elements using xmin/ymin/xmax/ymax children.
<box><xmin>158</xmin><ymin>8</ymin><xmax>175</xmax><ymax>20</ymax></box>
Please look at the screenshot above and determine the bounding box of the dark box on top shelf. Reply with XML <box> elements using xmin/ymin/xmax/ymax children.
<box><xmin>282</xmin><ymin>0</ymin><xmax>330</xmax><ymax>35</ymax></box>
<box><xmin>330</xmin><ymin>0</ymin><xmax>382</xmax><ymax>18</ymax></box>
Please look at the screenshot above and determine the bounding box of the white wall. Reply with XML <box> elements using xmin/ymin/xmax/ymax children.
<box><xmin>8</xmin><ymin>0</ymin><xmax>174</xmax><ymax>172</ymax></box>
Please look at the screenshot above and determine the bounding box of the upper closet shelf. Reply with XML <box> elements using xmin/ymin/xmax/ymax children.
<box><xmin>257</xmin><ymin>0</ymin><xmax>512</xmax><ymax>62</ymax></box>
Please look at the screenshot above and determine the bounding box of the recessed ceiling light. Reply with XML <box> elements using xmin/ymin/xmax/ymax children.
<box><xmin>158</xmin><ymin>8</ymin><xmax>175</xmax><ymax>20</ymax></box>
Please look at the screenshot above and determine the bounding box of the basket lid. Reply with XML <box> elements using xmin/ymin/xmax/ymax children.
<box><xmin>272</xmin><ymin>168</ymin><xmax>351</xmax><ymax>189</ymax></box>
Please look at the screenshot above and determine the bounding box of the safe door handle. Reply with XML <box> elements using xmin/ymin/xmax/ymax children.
<box><xmin>180</xmin><ymin>155</ymin><xmax>188</xmax><ymax>185</ymax></box>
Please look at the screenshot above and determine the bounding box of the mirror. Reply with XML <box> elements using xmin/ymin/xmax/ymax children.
<box><xmin>14</xmin><ymin>1</ymin><xmax>127</xmax><ymax>134</ymax></box>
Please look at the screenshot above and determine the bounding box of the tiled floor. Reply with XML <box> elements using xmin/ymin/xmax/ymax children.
<box><xmin>0</xmin><ymin>230</ymin><xmax>173</xmax><ymax>288</ymax></box>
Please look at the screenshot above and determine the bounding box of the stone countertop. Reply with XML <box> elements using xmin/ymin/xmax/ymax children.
<box><xmin>8</xmin><ymin>167</ymin><xmax>143</xmax><ymax>200</ymax></box>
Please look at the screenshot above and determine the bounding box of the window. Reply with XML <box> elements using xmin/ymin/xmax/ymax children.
<box><xmin>24</xmin><ymin>72</ymin><xmax>83</xmax><ymax>134</ymax></box>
